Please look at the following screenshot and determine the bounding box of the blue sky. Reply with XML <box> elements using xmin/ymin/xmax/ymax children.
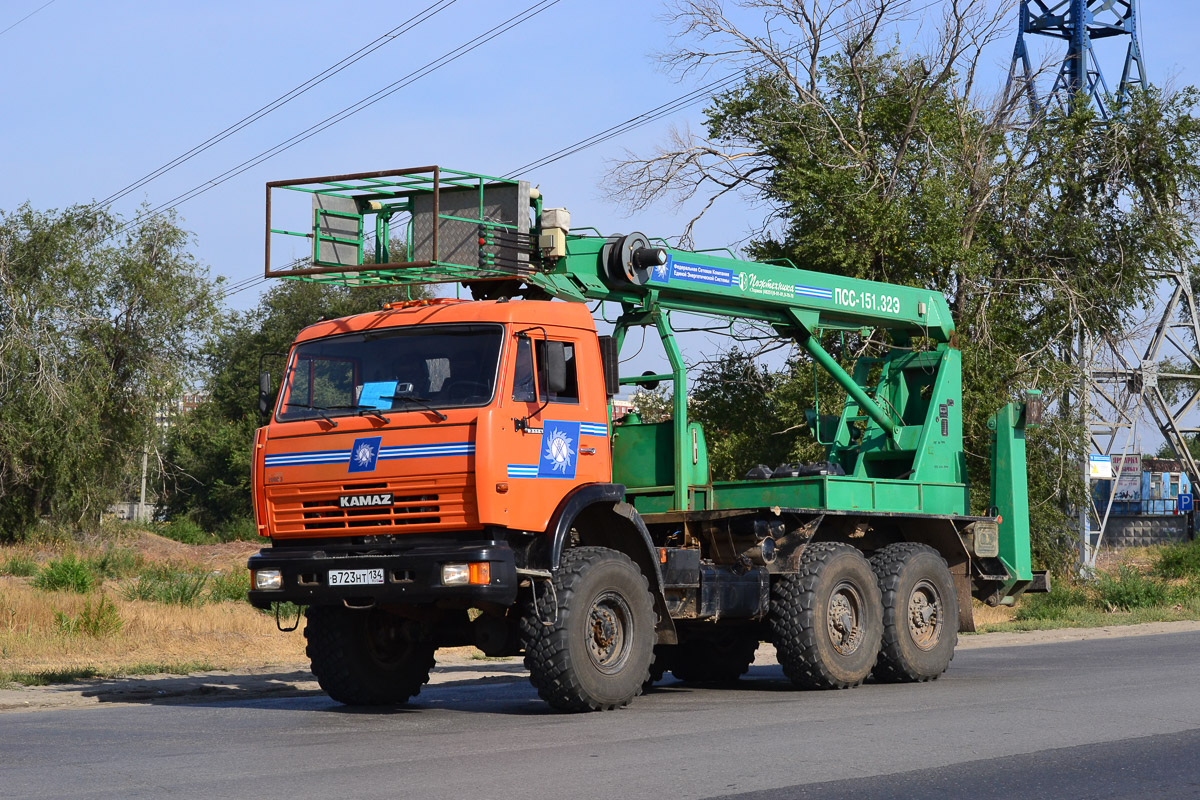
<box><xmin>1</xmin><ymin>0</ymin><xmax>1195</xmax><ymax>319</ymax></box>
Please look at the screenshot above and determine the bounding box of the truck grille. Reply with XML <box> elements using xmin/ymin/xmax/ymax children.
<box><xmin>267</xmin><ymin>476</ymin><xmax>476</xmax><ymax>536</ymax></box>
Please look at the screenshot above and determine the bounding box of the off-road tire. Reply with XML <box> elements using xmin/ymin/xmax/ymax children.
<box><xmin>304</xmin><ymin>606</ymin><xmax>435</xmax><ymax>706</ymax></box>
<box><xmin>869</xmin><ymin>542</ymin><xmax>958</xmax><ymax>683</ymax></box>
<box><xmin>670</xmin><ymin>631</ymin><xmax>760</xmax><ymax>683</ymax></box>
<box><xmin>520</xmin><ymin>546</ymin><xmax>656</xmax><ymax>712</ymax></box>
<box><xmin>770</xmin><ymin>542</ymin><xmax>883</xmax><ymax>689</ymax></box>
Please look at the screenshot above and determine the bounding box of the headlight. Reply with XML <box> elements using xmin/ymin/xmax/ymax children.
<box><xmin>442</xmin><ymin>563</ymin><xmax>470</xmax><ymax>585</ymax></box>
<box><xmin>253</xmin><ymin>569</ymin><xmax>283</xmax><ymax>590</ymax></box>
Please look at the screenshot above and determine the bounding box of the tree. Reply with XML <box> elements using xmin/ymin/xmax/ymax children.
<box><xmin>0</xmin><ymin>204</ymin><xmax>219</xmax><ymax>540</ymax></box>
<box><xmin>607</xmin><ymin>0</ymin><xmax>1200</xmax><ymax>572</ymax></box>
<box><xmin>162</xmin><ymin>278</ymin><xmax>432</xmax><ymax>529</ymax></box>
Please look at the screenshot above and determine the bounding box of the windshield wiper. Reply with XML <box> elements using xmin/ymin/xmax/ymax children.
<box><xmin>382</xmin><ymin>395</ymin><xmax>448</xmax><ymax>421</ymax></box>
<box><xmin>285</xmin><ymin>403</ymin><xmax>339</xmax><ymax>427</ymax></box>
<box><xmin>324</xmin><ymin>404</ymin><xmax>390</xmax><ymax>423</ymax></box>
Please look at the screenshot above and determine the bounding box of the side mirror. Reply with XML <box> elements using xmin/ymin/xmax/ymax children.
<box><xmin>544</xmin><ymin>341</ymin><xmax>568</xmax><ymax>395</ymax></box>
<box><xmin>258</xmin><ymin>371</ymin><xmax>272</xmax><ymax>417</ymax></box>
<box><xmin>598</xmin><ymin>336</ymin><xmax>619</xmax><ymax>397</ymax></box>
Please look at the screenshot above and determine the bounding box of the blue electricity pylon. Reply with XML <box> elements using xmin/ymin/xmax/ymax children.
<box><xmin>1007</xmin><ymin>0</ymin><xmax>1148</xmax><ymax>119</ymax></box>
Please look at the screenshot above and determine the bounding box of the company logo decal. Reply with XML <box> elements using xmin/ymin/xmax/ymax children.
<box><xmin>347</xmin><ymin>436</ymin><xmax>382</xmax><ymax>473</ymax></box>
<box><xmin>538</xmin><ymin>420</ymin><xmax>580</xmax><ymax>480</ymax></box>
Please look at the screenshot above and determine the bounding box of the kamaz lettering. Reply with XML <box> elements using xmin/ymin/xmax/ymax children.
<box><xmin>337</xmin><ymin>493</ymin><xmax>394</xmax><ymax>508</ymax></box>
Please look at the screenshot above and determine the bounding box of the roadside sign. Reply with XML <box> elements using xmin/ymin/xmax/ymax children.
<box><xmin>1089</xmin><ymin>454</ymin><xmax>1113</xmax><ymax>479</ymax></box>
<box><xmin>1178</xmin><ymin>493</ymin><xmax>1193</xmax><ymax>513</ymax></box>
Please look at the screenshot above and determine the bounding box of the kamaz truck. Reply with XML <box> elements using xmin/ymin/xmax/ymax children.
<box><xmin>247</xmin><ymin>167</ymin><xmax>1047</xmax><ymax>711</ymax></box>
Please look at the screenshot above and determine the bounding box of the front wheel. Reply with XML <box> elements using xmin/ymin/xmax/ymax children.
<box><xmin>870</xmin><ymin>543</ymin><xmax>958</xmax><ymax>683</ymax></box>
<box><xmin>304</xmin><ymin>606</ymin><xmax>435</xmax><ymax>706</ymax></box>
<box><xmin>770</xmin><ymin>542</ymin><xmax>883</xmax><ymax>689</ymax></box>
<box><xmin>520</xmin><ymin>546</ymin><xmax>656</xmax><ymax>712</ymax></box>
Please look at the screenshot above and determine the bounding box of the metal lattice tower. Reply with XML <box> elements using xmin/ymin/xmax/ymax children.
<box><xmin>1007</xmin><ymin>0</ymin><xmax>1148</xmax><ymax>119</ymax></box>
<box><xmin>1007</xmin><ymin>2</ymin><xmax>1200</xmax><ymax>564</ymax></box>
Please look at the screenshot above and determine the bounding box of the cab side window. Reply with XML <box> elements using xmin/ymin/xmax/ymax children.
<box><xmin>511</xmin><ymin>336</ymin><xmax>580</xmax><ymax>404</ymax></box>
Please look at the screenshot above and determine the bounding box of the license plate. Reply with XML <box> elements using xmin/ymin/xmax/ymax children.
<box><xmin>328</xmin><ymin>568</ymin><xmax>385</xmax><ymax>586</ymax></box>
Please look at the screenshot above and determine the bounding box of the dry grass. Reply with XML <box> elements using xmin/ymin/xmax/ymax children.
<box><xmin>0</xmin><ymin>529</ymin><xmax>305</xmax><ymax>679</ymax></box>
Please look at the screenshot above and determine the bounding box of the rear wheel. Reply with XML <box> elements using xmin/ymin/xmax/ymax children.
<box><xmin>870</xmin><ymin>543</ymin><xmax>958</xmax><ymax>683</ymax></box>
<box><xmin>304</xmin><ymin>606</ymin><xmax>435</xmax><ymax>706</ymax></box>
<box><xmin>670</xmin><ymin>630</ymin><xmax>760</xmax><ymax>683</ymax></box>
<box><xmin>770</xmin><ymin>542</ymin><xmax>883</xmax><ymax>689</ymax></box>
<box><xmin>520</xmin><ymin>546</ymin><xmax>656</xmax><ymax>712</ymax></box>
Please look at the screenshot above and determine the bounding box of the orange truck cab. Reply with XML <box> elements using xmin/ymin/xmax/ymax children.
<box><xmin>247</xmin><ymin>297</ymin><xmax>640</xmax><ymax>627</ymax></box>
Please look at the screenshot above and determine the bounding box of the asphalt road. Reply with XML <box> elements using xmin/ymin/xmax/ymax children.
<box><xmin>3</xmin><ymin>631</ymin><xmax>1200</xmax><ymax>800</ymax></box>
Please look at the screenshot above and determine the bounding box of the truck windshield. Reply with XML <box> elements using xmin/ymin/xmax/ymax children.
<box><xmin>277</xmin><ymin>323</ymin><xmax>503</xmax><ymax>422</ymax></box>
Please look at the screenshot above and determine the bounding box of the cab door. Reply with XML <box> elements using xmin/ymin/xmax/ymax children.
<box><xmin>494</xmin><ymin>327</ymin><xmax>611</xmax><ymax>532</ymax></box>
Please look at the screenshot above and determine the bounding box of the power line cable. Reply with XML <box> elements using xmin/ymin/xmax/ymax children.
<box><xmin>212</xmin><ymin>0</ymin><xmax>938</xmax><ymax>304</ymax></box>
<box><xmin>108</xmin><ymin>0</ymin><xmax>562</xmax><ymax>245</ymax></box>
<box><xmin>505</xmin><ymin>0</ymin><xmax>941</xmax><ymax>176</ymax></box>
<box><xmin>0</xmin><ymin>0</ymin><xmax>57</xmax><ymax>39</ymax></box>
<box><xmin>95</xmin><ymin>0</ymin><xmax>457</xmax><ymax>209</ymax></box>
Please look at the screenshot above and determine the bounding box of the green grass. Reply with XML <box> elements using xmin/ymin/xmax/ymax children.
<box><xmin>0</xmin><ymin>660</ymin><xmax>216</xmax><ymax>687</ymax></box>
<box><xmin>1</xmin><ymin>666</ymin><xmax>101</xmax><ymax>686</ymax></box>
<box><xmin>117</xmin><ymin>660</ymin><xmax>216</xmax><ymax>676</ymax></box>
<box><xmin>1014</xmin><ymin>581</ymin><xmax>1092</xmax><ymax>621</ymax></box>
<box><xmin>1</xmin><ymin>553</ymin><xmax>39</xmax><ymax>577</ymax></box>
<box><xmin>155</xmin><ymin>517</ymin><xmax>260</xmax><ymax>545</ymax></box>
<box><xmin>32</xmin><ymin>555</ymin><xmax>95</xmax><ymax>594</ymax></box>
<box><xmin>53</xmin><ymin>596</ymin><xmax>124</xmax><ymax>638</ymax></box>
<box><xmin>85</xmin><ymin>547</ymin><xmax>144</xmax><ymax>580</ymax></box>
<box><xmin>1095</xmin><ymin>565</ymin><xmax>1170</xmax><ymax>611</ymax></box>
<box><xmin>1154</xmin><ymin>539</ymin><xmax>1200</xmax><ymax>579</ymax></box>
<box><xmin>121</xmin><ymin>565</ymin><xmax>209</xmax><ymax>606</ymax></box>
<box><xmin>207</xmin><ymin>571</ymin><xmax>249</xmax><ymax>603</ymax></box>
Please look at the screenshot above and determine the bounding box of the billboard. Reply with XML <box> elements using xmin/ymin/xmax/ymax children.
<box><xmin>1112</xmin><ymin>454</ymin><xmax>1142</xmax><ymax>502</ymax></box>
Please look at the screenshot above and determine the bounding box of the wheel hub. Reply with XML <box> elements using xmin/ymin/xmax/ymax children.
<box><xmin>827</xmin><ymin>582</ymin><xmax>865</xmax><ymax>656</ymax></box>
<box><xmin>587</xmin><ymin>591</ymin><xmax>633</xmax><ymax>674</ymax></box>
<box><xmin>907</xmin><ymin>579</ymin><xmax>943</xmax><ymax>651</ymax></box>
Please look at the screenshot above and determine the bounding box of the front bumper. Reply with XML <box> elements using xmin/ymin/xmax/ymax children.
<box><xmin>247</xmin><ymin>539</ymin><xmax>518</xmax><ymax>609</ymax></box>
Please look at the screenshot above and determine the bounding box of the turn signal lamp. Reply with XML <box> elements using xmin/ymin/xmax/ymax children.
<box><xmin>441</xmin><ymin>562</ymin><xmax>491</xmax><ymax>586</ymax></box>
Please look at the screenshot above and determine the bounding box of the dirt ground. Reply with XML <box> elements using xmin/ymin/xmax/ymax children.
<box><xmin>4</xmin><ymin>621</ymin><xmax>1199</xmax><ymax>714</ymax></box>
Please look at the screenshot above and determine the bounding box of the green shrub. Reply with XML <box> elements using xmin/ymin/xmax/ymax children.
<box><xmin>33</xmin><ymin>555</ymin><xmax>95</xmax><ymax>594</ymax></box>
<box><xmin>1095</xmin><ymin>565</ymin><xmax>1170</xmax><ymax>611</ymax></box>
<box><xmin>214</xmin><ymin>517</ymin><xmax>259</xmax><ymax>543</ymax></box>
<box><xmin>1154</xmin><ymin>539</ymin><xmax>1200</xmax><ymax>579</ymax></box>
<box><xmin>1</xmin><ymin>553</ymin><xmax>39</xmax><ymax>577</ymax></box>
<box><xmin>1014</xmin><ymin>581</ymin><xmax>1092</xmax><ymax>620</ymax></box>
<box><xmin>155</xmin><ymin>518</ymin><xmax>211</xmax><ymax>545</ymax></box>
<box><xmin>122</xmin><ymin>565</ymin><xmax>209</xmax><ymax>606</ymax></box>
<box><xmin>207</xmin><ymin>570</ymin><xmax>249</xmax><ymax>603</ymax></box>
<box><xmin>54</xmin><ymin>596</ymin><xmax>123</xmax><ymax>638</ymax></box>
<box><xmin>85</xmin><ymin>547</ymin><xmax>144</xmax><ymax>580</ymax></box>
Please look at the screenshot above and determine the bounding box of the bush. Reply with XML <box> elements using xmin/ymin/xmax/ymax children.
<box><xmin>155</xmin><ymin>516</ymin><xmax>258</xmax><ymax>545</ymax></box>
<box><xmin>1</xmin><ymin>553</ymin><xmax>39</xmax><ymax>577</ymax></box>
<box><xmin>1154</xmin><ymin>539</ymin><xmax>1200</xmax><ymax>579</ymax></box>
<box><xmin>85</xmin><ymin>547</ymin><xmax>144</xmax><ymax>580</ymax></box>
<box><xmin>121</xmin><ymin>565</ymin><xmax>208</xmax><ymax>606</ymax></box>
<box><xmin>54</xmin><ymin>596</ymin><xmax>123</xmax><ymax>638</ymax></box>
<box><xmin>155</xmin><ymin>518</ymin><xmax>211</xmax><ymax>545</ymax></box>
<box><xmin>1014</xmin><ymin>581</ymin><xmax>1092</xmax><ymax>620</ymax></box>
<box><xmin>214</xmin><ymin>517</ymin><xmax>259</xmax><ymax>542</ymax></box>
<box><xmin>207</xmin><ymin>570</ymin><xmax>249</xmax><ymax>603</ymax></box>
<box><xmin>1094</xmin><ymin>565</ymin><xmax>1170</xmax><ymax>611</ymax></box>
<box><xmin>33</xmin><ymin>555</ymin><xmax>95</xmax><ymax>594</ymax></box>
